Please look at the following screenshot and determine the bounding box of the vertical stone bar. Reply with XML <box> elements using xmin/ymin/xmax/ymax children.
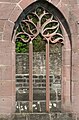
<box><xmin>29</xmin><ymin>41</ymin><xmax>33</xmax><ymax>112</ymax></box>
<box><xmin>46</xmin><ymin>40</ymin><xmax>50</xmax><ymax>112</ymax></box>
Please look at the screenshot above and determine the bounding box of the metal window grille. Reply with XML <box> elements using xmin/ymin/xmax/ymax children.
<box><xmin>15</xmin><ymin>6</ymin><xmax>63</xmax><ymax>113</ymax></box>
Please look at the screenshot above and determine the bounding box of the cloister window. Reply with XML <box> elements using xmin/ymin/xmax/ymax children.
<box><xmin>15</xmin><ymin>6</ymin><xmax>63</xmax><ymax>113</ymax></box>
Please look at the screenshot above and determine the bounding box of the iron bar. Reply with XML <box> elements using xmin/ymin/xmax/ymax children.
<box><xmin>46</xmin><ymin>40</ymin><xmax>50</xmax><ymax>112</ymax></box>
<box><xmin>29</xmin><ymin>41</ymin><xmax>33</xmax><ymax>112</ymax></box>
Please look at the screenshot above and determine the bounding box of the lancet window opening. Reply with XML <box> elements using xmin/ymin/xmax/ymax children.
<box><xmin>15</xmin><ymin>6</ymin><xmax>63</xmax><ymax>113</ymax></box>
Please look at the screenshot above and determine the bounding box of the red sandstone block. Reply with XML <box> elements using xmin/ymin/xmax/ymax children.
<box><xmin>58</xmin><ymin>3</ymin><xmax>69</xmax><ymax>22</ymax></box>
<box><xmin>11</xmin><ymin>96</ymin><xmax>16</xmax><ymax>113</ymax></box>
<box><xmin>62</xmin><ymin>65</ymin><xmax>70</xmax><ymax>81</ymax></box>
<box><xmin>62</xmin><ymin>50</ymin><xmax>71</xmax><ymax>65</ymax></box>
<box><xmin>9</xmin><ymin>5</ymin><xmax>22</xmax><ymax>23</ymax></box>
<box><xmin>19</xmin><ymin>0</ymin><xmax>33</xmax><ymax>9</ymax></box>
<box><xmin>72</xmin><ymin>66</ymin><xmax>79</xmax><ymax>81</ymax></box>
<box><xmin>0</xmin><ymin>41</ymin><xmax>12</xmax><ymax>54</ymax></box>
<box><xmin>61</xmin><ymin>0</ymin><xmax>69</xmax><ymax>4</ymax></box>
<box><xmin>72</xmin><ymin>51</ymin><xmax>79</xmax><ymax>66</ymax></box>
<box><xmin>61</xmin><ymin>76</ymin><xmax>71</xmax><ymax>107</ymax></box>
<box><xmin>12</xmin><ymin>81</ymin><xmax>16</xmax><ymax>96</ymax></box>
<box><xmin>0</xmin><ymin>80</ymin><xmax>13</xmax><ymax>96</ymax></box>
<box><xmin>71</xmin><ymin>8</ymin><xmax>79</xmax><ymax>22</ymax></box>
<box><xmin>63</xmin><ymin>35</ymin><xmax>71</xmax><ymax>50</ymax></box>
<box><xmin>0</xmin><ymin>53</ymin><xmax>12</xmax><ymax>65</ymax></box>
<box><xmin>0</xmin><ymin>67</ymin><xmax>2</xmax><ymax>80</ymax></box>
<box><xmin>0</xmin><ymin>0</ymin><xmax>20</xmax><ymax>2</ymax></box>
<box><xmin>68</xmin><ymin>20</ymin><xmax>77</xmax><ymax>35</ymax></box>
<box><xmin>72</xmin><ymin>95</ymin><xmax>79</xmax><ymax>113</ymax></box>
<box><xmin>62</xmin><ymin>0</ymin><xmax>77</xmax><ymax>9</ymax></box>
<box><xmin>12</xmin><ymin>56</ymin><xmax>15</xmax><ymax>68</ymax></box>
<box><xmin>3</xmin><ymin>20</ymin><xmax>14</xmax><ymax>41</ymax></box>
<box><xmin>2</xmin><ymin>66</ymin><xmax>13</xmax><ymax>80</ymax></box>
<box><xmin>0</xmin><ymin>3</ymin><xmax>15</xmax><ymax>19</ymax></box>
<box><xmin>51</xmin><ymin>0</ymin><xmax>60</xmax><ymax>6</ymax></box>
<box><xmin>71</xmin><ymin>40</ymin><xmax>78</xmax><ymax>53</ymax></box>
<box><xmin>72</xmin><ymin>35</ymin><xmax>79</xmax><ymax>51</ymax></box>
<box><xmin>0</xmin><ymin>33</ymin><xmax>3</xmax><ymax>40</ymax></box>
<box><xmin>12</xmin><ymin>65</ymin><xmax>16</xmax><ymax>80</ymax></box>
<box><xmin>0</xmin><ymin>97</ymin><xmax>12</xmax><ymax>114</ymax></box>
<box><xmin>65</xmin><ymin>81</ymin><xmax>70</xmax><ymax>96</ymax></box>
<box><xmin>0</xmin><ymin>20</ymin><xmax>6</xmax><ymax>32</ymax></box>
<box><xmin>65</xmin><ymin>65</ymin><xmax>71</xmax><ymax>80</ymax></box>
<box><xmin>72</xmin><ymin>81</ymin><xmax>79</xmax><ymax>96</ymax></box>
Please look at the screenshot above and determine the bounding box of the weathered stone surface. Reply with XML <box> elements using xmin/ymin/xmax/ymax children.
<box><xmin>0</xmin><ymin>20</ymin><xmax>6</xmax><ymax>32</ymax></box>
<box><xmin>50</xmin><ymin>113</ymin><xmax>74</xmax><ymax>120</ymax></box>
<box><xmin>0</xmin><ymin>33</ymin><xmax>3</xmax><ymax>40</ymax></box>
<box><xmin>51</xmin><ymin>0</ymin><xmax>61</xmax><ymax>6</ymax></box>
<box><xmin>9</xmin><ymin>5</ymin><xmax>23</xmax><ymax>22</ymax></box>
<box><xmin>77</xmin><ymin>0</ymin><xmax>79</xmax><ymax>4</ymax></box>
<box><xmin>0</xmin><ymin>0</ymin><xmax>79</xmax><ymax>117</ymax></box>
<box><xmin>0</xmin><ymin>80</ymin><xmax>13</xmax><ymax>96</ymax></box>
<box><xmin>0</xmin><ymin>41</ymin><xmax>12</xmax><ymax>54</ymax></box>
<box><xmin>0</xmin><ymin>67</ymin><xmax>2</xmax><ymax>80</ymax></box>
<box><xmin>29</xmin><ymin>114</ymin><xmax>50</xmax><ymax>120</ymax></box>
<box><xmin>0</xmin><ymin>97</ymin><xmax>12</xmax><ymax>114</ymax></box>
<box><xmin>58</xmin><ymin>3</ymin><xmax>69</xmax><ymax>22</ymax></box>
<box><xmin>72</xmin><ymin>81</ymin><xmax>79</xmax><ymax>96</ymax></box>
<box><xmin>0</xmin><ymin>118</ymin><xmax>8</xmax><ymax>120</ymax></box>
<box><xmin>62</xmin><ymin>50</ymin><xmax>71</xmax><ymax>65</ymax></box>
<box><xmin>61</xmin><ymin>0</ymin><xmax>69</xmax><ymax>4</ymax></box>
<box><xmin>19</xmin><ymin>0</ymin><xmax>33</xmax><ymax>9</ymax></box>
<box><xmin>12</xmin><ymin>114</ymin><xmax>26</xmax><ymax>120</ymax></box>
<box><xmin>3</xmin><ymin>20</ymin><xmax>14</xmax><ymax>41</ymax></box>
<box><xmin>1</xmin><ymin>66</ymin><xmax>13</xmax><ymax>80</ymax></box>
<box><xmin>72</xmin><ymin>95</ymin><xmax>79</xmax><ymax>114</ymax></box>
<box><xmin>0</xmin><ymin>53</ymin><xmax>12</xmax><ymax>65</ymax></box>
<box><xmin>0</xmin><ymin>0</ymin><xmax>20</xmax><ymax>2</ymax></box>
<box><xmin>0</xmin><ymin>3</ymin><xmax>15</xmax><ymax>19</ymax></box>
<box><xmin>72</xmin><ymin>66</ymin><xmax>79</xmax><ymax>81</ymax></box>
<box><xmin>9</xmin><ymin>113</ymin><xmax>77</xmax><ymax>120</ymax></box>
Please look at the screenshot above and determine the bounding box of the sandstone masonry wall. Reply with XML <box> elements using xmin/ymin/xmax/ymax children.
<box><xmin>0</xmin><ymin>0</ymin><xmax>79</xmax><ymax>119</ymax></box>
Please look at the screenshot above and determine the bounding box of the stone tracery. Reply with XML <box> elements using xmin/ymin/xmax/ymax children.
<box><xmin>16</xmin><ymin>7</ymin><xmax>63</xmax><ymax>44</ymax></box>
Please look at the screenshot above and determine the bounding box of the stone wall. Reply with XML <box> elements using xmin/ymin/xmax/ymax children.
<box><xmin>12</xmin><ymin>113</ymin><xmax>79</xmax><ymax>120</ymax></box>
<box><xmin>15</xmin><ymin>52</ymin><xmax>61</xmax><ymax>113</ymax></box>
<box><xmin>0</xmin><ymin>113</ymin><xmax>78</xmax><ymax>120</ymax></box>
<box><xmin>16</xmin><ymin>74</ymin><xmax>61</xmax><ymax>113</ymax></box>
<box><xmin>0</xmin><ymin>0</ymin><xmax>79</xmax><ymax>119</ymax></box>
<box><xmin>16</xmin><ymin>51</ymin><xmax>61</xmax><ymax>75</ymax></box>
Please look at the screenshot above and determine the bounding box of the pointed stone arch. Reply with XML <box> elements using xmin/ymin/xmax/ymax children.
<box><xmin>11</xmin><ymin>0</ymin><xmax>72</xmax><ymax>112</ymax></box>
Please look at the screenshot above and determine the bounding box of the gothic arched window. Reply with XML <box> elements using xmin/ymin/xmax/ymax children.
<box><xmin>15</xmin><ymin>2</ymin><xmax>70</xmax><ymax>113</ymax></box>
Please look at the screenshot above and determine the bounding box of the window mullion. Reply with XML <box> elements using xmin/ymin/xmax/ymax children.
<box><xmin>46</xmin><ymin>40</ymin><xmax>50</xmax><ymax>112</ymax></box>
<box><xmin>29</xmin><ymin>41</ymin><xmax>33</xmax><ymax>112</ymax></box>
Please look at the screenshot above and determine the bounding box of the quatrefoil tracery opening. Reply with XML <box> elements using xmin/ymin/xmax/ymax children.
<box><xmin>16</xmin><ymin>7</ymin><xmax>63</xmax><ymax>44</ymax></box>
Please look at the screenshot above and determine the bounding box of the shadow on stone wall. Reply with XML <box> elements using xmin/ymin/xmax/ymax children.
<box><xmin>0</xmin><ymin>113</ymin><xmax>78</xmax><ymax>120</ymax></box>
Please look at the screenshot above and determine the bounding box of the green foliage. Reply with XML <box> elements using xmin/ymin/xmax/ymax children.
<box><xmin>33</xmin><ymin>35</ymin><xmax>46</xmax><ymax>52</ymax></box>
<box><xmin>36</xmin><ymin>7</ymin><xmax>43</xmax><ymax>16</ymax></box>
<box><xmin>16</xmin><ymin>40</ymin><xmax>29</xmax><ymax>53</ymax></box>
<box><xmin>16</xmin><ymin>34</ymin><xmax>46</xmax><ymax>53</ymax></box>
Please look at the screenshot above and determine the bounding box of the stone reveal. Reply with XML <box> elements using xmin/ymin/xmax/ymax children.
<box><xmin>0</xmin><ymin>0</ymin><xmax>79</xmax><ymax>120</ymax></box>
